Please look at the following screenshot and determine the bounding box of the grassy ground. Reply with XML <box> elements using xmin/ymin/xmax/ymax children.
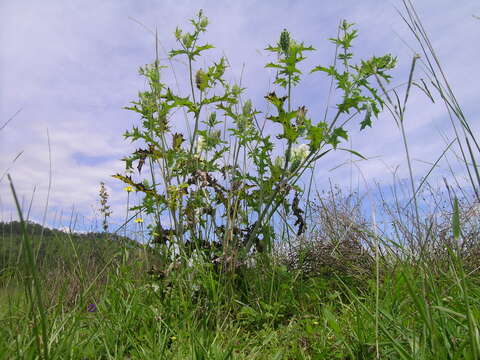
<box><xmin>1</xmin><ymin>206</ymin><xmax>480</xmax><ymax>359</ymax></box>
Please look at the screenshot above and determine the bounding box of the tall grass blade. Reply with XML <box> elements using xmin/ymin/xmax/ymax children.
<box><xmin>7</xmin><ymin>174</ymin><xmax>49</xmax><ymax>359</ymax></box>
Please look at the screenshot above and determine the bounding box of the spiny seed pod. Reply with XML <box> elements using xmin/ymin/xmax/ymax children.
<box><xmin>279</xmin><ymin>29</ymin><xmax>290</xmax><ymax>56</ymax></box>
<box><xmin>195</xmin><ymin>69</ymin><xmax>208</xmax><ymax>91</ymax></box>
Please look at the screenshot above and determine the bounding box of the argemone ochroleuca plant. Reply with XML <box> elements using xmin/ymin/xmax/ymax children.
<box><xmin>113</xmin><ymin>11</ymin><xmax>396</xmax><ymax>268</ymax></box>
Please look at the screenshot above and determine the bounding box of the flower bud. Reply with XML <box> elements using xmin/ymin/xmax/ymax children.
<box><xmin>195</xmin><ymin>69</ymin><xmax>208</xmax><ymax>91</ymax></box>
<box><xmin>182</xmin><ymin>33</ymin><xmax>193</xmax><ymax>48</ymax></box>
<box><xmin>174</xmin><ymin>27</ymin><xmax>182</xmax><ymax>41</ymax></box>
<box><xmin>279</xmin><ymin>29</ymin><xmax>290</xmax><ymax>56</ymax></box>
<box><xmin>200</xmin><ymin>17</ymin><xmax>209</xmax><ymax>28</ymax></box>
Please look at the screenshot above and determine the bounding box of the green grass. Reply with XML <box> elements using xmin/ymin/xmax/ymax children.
<box><xmin>2</xmin><ymin>1</ymin><xmax>480</xmax><ymax>358</ymax></box>
<box><xmin>1</xmin><ymin>213</ymin><xmax>480</xmax><ymax>359</ymax></box>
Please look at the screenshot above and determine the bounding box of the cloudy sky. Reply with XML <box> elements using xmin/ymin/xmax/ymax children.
<box><xmin>1</xmin><ymin>0</ymin><xmax>479</xmax><ymax>234</ymax></box>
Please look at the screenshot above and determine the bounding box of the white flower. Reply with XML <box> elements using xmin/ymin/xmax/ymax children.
<box><xmin>196</xmin><ymin>135</ymin><xmax>206</xmax><ymax>153</ymax></box>
<box><xmin>291</xmin><ymin>144</ymin><xmax>309</xmax><ymax>162</ymax></box>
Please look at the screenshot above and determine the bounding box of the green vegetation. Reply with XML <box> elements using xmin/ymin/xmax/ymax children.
<box><xmin>2</xmin><ymin>1</ymin><xmax>480</xmax><ymax>358</ymax></box>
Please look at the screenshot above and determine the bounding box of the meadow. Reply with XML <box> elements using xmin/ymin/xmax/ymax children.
<box><xmin>1</xmin><ymin>1</ymin><xmax>480</xmax><ymax>359</ymax></box>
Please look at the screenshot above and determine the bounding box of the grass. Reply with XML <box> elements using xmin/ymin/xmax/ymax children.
<box><xmin>1</xmin><ymin>187</ymin><xmax>480</xmax><ymax>359</ymax></box>
<box><xmin>1</xmin><ymin>0</ymin><xmax>480</xmax><ymax>358</ymax></box>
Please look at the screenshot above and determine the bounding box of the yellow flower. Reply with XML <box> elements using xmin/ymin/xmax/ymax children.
<box><xmin>313</xmin><ymin>321</ymin><xmax>319</xmax><ymax>325</ymax></box>
<box><xmin>134</xmin><ymin>218</ymin><xmax>144</xmax><ymax>223</ymax></box>
<box><xmin>170</xmin><ymin>336</ymin><xmax>177</xmax><ymax>341</ymax></box>
<box><xmin>123</xmin><ymin>186</ymin><xmax>134</xmax><ymax>193</ymax></box>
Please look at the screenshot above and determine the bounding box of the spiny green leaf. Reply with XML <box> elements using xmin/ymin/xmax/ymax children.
<box><xmin>307</xmin><ymin>122</ymin><xmax>328</xmax><ymax>151</ymax></box>
<box><xmin>329</xmin><ymin>127</ymin><xmax>348</xmax><ymax>148</ymax></box>
<box><xmin>360</xmin><ymin>103</ymin><xmax>372</xmax><ymax>130</ymax></box>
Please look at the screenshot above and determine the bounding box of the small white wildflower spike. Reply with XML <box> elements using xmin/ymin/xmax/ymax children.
<box><xmin>292</xmin><ymin>144</ymin><xmax>309</xmax><ymax>162</ymax></box>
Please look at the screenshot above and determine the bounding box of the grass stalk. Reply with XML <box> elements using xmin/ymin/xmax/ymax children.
<box><xmin>7</xmin><ymin>174</ymin><xmax>49</xmax><ymax>360</ymax></box>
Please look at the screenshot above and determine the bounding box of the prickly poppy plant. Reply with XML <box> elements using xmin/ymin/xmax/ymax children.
<box><xmin>113</xmin><ymin>10</ymin><xmax>396</xmax><ymax>267</ymax></box>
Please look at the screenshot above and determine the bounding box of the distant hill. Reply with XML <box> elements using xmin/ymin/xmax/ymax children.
<box><xmin>0</xmin><ymin>221</ymin><xmax>136</xmax><ymax>242</ymax></box>
<box><xmin>0</xmin><ymin>221</ymin><xmax>139</xmax><ymax>272</ymax></box>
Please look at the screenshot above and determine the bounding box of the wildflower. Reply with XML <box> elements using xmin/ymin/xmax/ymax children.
<box><xmin>196</xmin><ymin>135</ymin><xmax>206</xmax><ymax>153</ymax></box>
<box><xmin>87</xmin><ymin>303</ymin><xmax>97</xmax><ymax>313</ymax></box>
<box><xmin>123</xmin><ymin>186</ymin><xmax>134</xmax><ymax>193</ymax></box>
<box><xmin>134</xmin><ymin>217</ymin><xmax>144</xmax><ymax>223</ymax></box>
<box><xmin>291</xmin><ymin>144</ymin><xmax>309</xmax><ymax>162</ymax></box>
<box><xmin>170</xmin><ymin>336</ymin><xmax>177</xmax><ymax>341</ymax></box>
<box><xmin>313</xmin><ymin>321</ymin><xmax>319</xmax><ymax>325</ymax></box>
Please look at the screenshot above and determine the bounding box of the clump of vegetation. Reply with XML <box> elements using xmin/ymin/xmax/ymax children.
<box><xmin>113</xmin><ymin>10</ymin><xmax>395</xmax><ymax>273</ymax></box>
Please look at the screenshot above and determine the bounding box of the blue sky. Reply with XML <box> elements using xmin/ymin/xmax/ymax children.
<box><xmin>0</xmin><ymin>0</ymin><xmax>479</xmax><ymax>235</ymax></box>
